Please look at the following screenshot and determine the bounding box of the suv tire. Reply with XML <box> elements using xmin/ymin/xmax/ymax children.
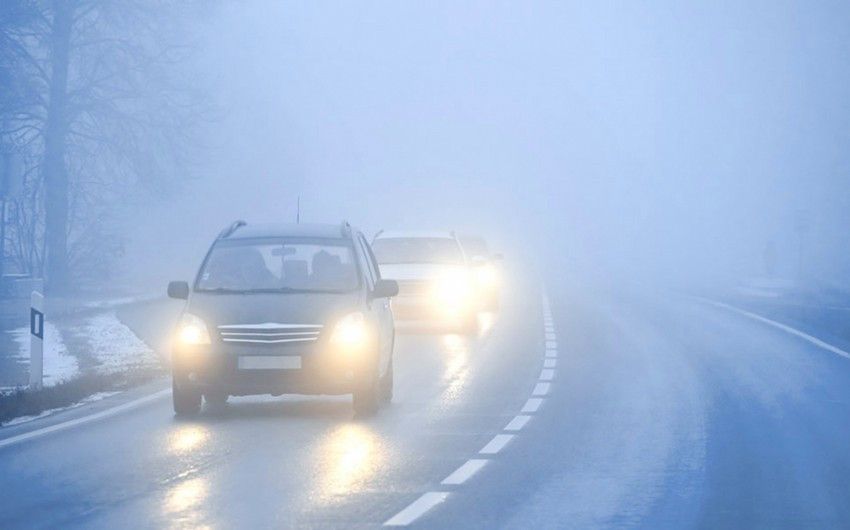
<box><xmin>353</xmin><ymin>365</ymin><xmax>380</xmax><ymax>416</ymax></box>
<box><xmin>380</xmin><ymin>356</ymin><xmax>394</xmax><ymax>404</ymax></box>
<box><xmin>204</xmin><ymin>390</ymin><xmax>228</xmax><ymax>408</ymax></box>
<box><xmin>173</xmin><ymin>378</ymin><xmax>201</xmax><ymax>416</ymax></box>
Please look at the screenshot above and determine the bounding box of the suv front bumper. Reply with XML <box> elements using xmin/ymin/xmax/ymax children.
<box><xmin>173</xmin><ymin>343</ymin><xmax>376</xmax><ymax>396</ymax></box>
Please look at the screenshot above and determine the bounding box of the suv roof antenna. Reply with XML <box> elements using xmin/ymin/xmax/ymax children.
<box><xmin>296</xmin><ymin>196</ymin><xmax>300</xmax><ymax>224</ymax></box>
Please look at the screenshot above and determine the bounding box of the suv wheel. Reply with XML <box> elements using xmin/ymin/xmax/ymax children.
<box><xmin>380</xmin><ymin>356</ymin><xmax>394</xmax><ymax>404</ymax></box>
<box><xmin>204</xmin><ymin>390</ymin><xmax>228</xmax><ymax>408</ymax></box>
<box><xmin>173</xmin><ymin>378</ymin><xmax>201</xmax><ymax>416</ymax></box>
<box><xmin>353</xmin><ymin>365</ymin><xmax>380</xmax><ymax>416</ymax></box>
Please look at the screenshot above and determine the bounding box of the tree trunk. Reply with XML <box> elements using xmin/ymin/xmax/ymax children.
<box><xmin>43</xmin><ymin>0</ymin><xmax>74</xmax><ymax>293</ymax></box>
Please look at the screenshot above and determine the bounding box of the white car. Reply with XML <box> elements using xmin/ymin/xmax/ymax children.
<box><xmin>371</xmin><ymin>230</ymin><xmax>479</xmax><ymax>331</ymax></box>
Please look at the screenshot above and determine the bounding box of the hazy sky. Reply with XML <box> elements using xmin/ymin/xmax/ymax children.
<box><xmin>124</xmin><ymin>1</ymin><xmax>850</xmax><ymax>288</ymax></box>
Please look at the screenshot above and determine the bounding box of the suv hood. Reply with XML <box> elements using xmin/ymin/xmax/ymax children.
<box><xmin>186</xmin><ymin>291</ymin><xmax>362</xmax><ymax>330</ymax></box>
<box><xmin>378</xmin><ymin>263</ymin><xmax>467</xmax><ymax>281</ymax></box>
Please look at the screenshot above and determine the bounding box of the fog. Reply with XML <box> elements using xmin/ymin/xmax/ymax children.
<box><xmin>118</xmin><ymin>1</ymin><xmax>850</xmax><ymax>293</ymax></box>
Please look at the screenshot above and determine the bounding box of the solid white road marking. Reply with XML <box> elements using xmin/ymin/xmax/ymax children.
<box><xmin>545</xmin><ymin>332</ymin><xmax>557</xmax><ymax>341</ymax></box>
<box><xmin>480</xmin><ymin>434</ymin><xmax>515</xmax><ymax>455</ymax></box>
<box><xmin>0</xmin><ymin>388</ymin><xmax>171</xmax><ymax>450</ymax></box>
<box><xmin>384</xmin><ymin>492</ymin><xmax>451</xmax><ymax>526</ymax></box>
<box><xmin>540</xmin><ymin>369</ymin><xmax>554</xmax><ymax>381</ymax></box>
<box><xmin>532</xmin><ymin>382</ymin><xmax>551</xmax><ymax>396</ymax></box>
<box><xmin>700</xmin><ymin>298</ymin><xmax>850</xmax><ymax>361</ymax></box>
<box><xmin>522</xmin><ymin>398</ymin><xmax>544</xmax><ymax>413</ymax></box>
<box><xmin>545</xmin><ymin>340</ymin><xmax>557</xmax><ymax>349</ymax></box>
<box><xmin>504</xmin><ymin>415</ymin><xmax>531</xmax><ymax>431</ymax></box>
<box><xmin>441</xmin><ymin>459</ymin><xmax>489</xmax><ymax>486</ymax></box>
<box><xmin>543</xmin><ymin>358</ymin><xmax>557</xmax><ymax>368</ymax></box>
<box><xmin>545</xmin><ymin>349</ymin><xmax>557</xmax><ymax>358</ymax></box>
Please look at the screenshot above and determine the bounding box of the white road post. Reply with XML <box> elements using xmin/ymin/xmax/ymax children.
<box><xmin>29</xmin><ymin>291</ymin><xmax>44</xmax><ymax>390</ymax></box>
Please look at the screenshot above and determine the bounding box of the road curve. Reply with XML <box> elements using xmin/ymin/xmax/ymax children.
<box><xmin>1</xmin><ymin>280</ymin><xmax>849</xmax><ymax>529</ymax></box>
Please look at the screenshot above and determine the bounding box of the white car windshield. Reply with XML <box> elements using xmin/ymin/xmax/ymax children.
<box><xmin>195</xmin><ymin>238</ymin><xmax>359</xmax><ymax>293</ymax></box>
<box><xmin>371</xmin><ymin>237</ymin><xmax>464</xmax><ymax>265</ymax></box>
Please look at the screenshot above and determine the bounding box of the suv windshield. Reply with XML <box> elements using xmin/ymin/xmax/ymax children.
<box><xmin>195</xmin><ymin>238</ymin><xmax>359</xmax><ymax>293</ymax></box>
<box><xmin>371</xmin><ymin>237</ymin><xmax>464</xmax><ymax>265</ymax></box>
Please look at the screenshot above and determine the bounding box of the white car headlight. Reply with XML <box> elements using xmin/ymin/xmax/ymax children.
<box><xmin>178</xmin><ymin>313</ymin><xmax>211</xmax><ymax>345</ymax></box>
<box><xmin>329</xmin><ymin>311</ymin><xmax>370</xmax><ymax>349</ymax></box>
<box><xmin>433</xmin><ymin>272</ymin><xmax>473</xmax><ymax>308</ymax></box>
<box><xmin>475</xmin><ymin>264</ymin><xmax>499</xmax><ymax>289</ymax></box>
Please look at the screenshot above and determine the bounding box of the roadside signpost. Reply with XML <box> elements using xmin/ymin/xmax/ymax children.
<box><xmin>30</xmin><ymin>291</ymin><xmax>44</xmax><ymax>389</ymax></box>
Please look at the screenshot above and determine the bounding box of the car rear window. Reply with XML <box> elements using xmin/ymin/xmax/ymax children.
<box><xmin>371</xmin><ymin>237</ymin><xmax>464</xmax><ymax>265</ymax></box>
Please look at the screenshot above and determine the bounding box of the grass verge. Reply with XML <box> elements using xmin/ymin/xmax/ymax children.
<box><xmin>0</xmin><ymin>367</ymin><xmax>164</xmax><ymax>426</ymax></box>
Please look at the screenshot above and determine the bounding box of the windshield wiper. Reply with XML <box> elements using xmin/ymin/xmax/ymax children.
<box><xmin>196</xmin><ymin>287</ymin><xmax>245</xmax><ymax>294</ymax></box>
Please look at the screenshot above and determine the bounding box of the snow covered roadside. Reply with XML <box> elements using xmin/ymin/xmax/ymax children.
<box><xmin>8</xmin><ymin>322</ymin><xmax>78</xmax><ymax>388</ymax></box>
<box><xmin>3</xmin><ymin>311</ymin><xmax>158</xmax><ymax>389</ymax></box>
<box><xmin>68</xmin><ymin>312</ymin><xmax>159</xmax><ymax>373</ymax></box>
<box><xmin>0</xmin><ymin>308</ymin><xmax>164</xmax><ymax>426</ymax></box>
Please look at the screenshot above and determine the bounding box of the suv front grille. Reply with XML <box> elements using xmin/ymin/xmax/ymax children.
<box><xmin>217</xmin><ymin>323</ymin><xmax>323</xmax><ymax>344</ymax></box>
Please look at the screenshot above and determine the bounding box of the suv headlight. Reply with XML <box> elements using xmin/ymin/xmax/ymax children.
<box><xmin>178</xmin><ymin>313</ymin><xmax>211</xmax><ymax>345</ymax></box>
<box><xmin>329</xmin><ymin>311</ymin><xmax>370</xmax><ymax>349</ymax></box>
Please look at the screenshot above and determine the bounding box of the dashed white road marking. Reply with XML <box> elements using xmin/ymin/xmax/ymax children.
<box><xmin>522</xmin><ymin>397</ymin><xmax>544</xmax><ymax>413</ymax></box>
<box><xmin>532</xmin><ymin>382</ymin><xmax>551</xmax><ymax>396</ymax></box>
<box><xmin>480</xmin><ymin>434</ymin><xmax>515</xmax><ymax>455</ymax></box>
<box><xmin>0</xmin><ymin>388</ymin><xmax>171</xmax><ymax>450</ymax></box>
<box><xmin>441</xmin><ymin>459</ymin><xmax>489</xmax><ymax>486</ymax></box>
<box><xmin>383</xmin><ymin>492</ymin><xmax>451</xmax><ymax>526</ymax></box>
<box><xmin>699</xmin><ymin>298</ymin><xmax>850</xmax><ymax>361</ymax></box>
<box><xmin>504</xmin><ymin>415</ymin><xmax>531</xmax><ymax>431</ymax></box>
<box><xmin>385</xmin><ymin>290</ymin><xmax>557</xmax><ymax>526</ymax></box>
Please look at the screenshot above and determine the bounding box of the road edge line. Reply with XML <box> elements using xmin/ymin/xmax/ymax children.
<box><xmin>695</xmin><ymin>297</ymin><xmax>850</xmax><ymax>361</ymax></box>
<box><xmin>0</xmin><ymin>388</ymin><xmax>171</xmax><ymax>450</ymax></box>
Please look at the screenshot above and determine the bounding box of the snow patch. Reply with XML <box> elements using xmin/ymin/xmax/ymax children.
<box><xmin>69</xmin><ymin>312</ymin><xmax>157</xmax><ymax>373</ymax></box>
<box><xmin>10</xmin><ymin>322</ymin><xmax>79</xmax><ymax>386</ymax></box>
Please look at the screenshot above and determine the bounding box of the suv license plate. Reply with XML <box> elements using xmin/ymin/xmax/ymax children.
<box><xmin>238</xmin><ymin>356</ymin><xmax>301</xmax><ymax>370</ymax></box>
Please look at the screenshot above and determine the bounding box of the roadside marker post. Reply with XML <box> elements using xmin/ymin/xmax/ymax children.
<box><xmin>30</xmin><ymin>291</ymin><xmax>44</xmax><ymax>390</ymax></box>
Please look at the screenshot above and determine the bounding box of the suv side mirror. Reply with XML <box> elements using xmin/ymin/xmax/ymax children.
<box><xmin>168</xmin><ymin>281</ymin><xmax>190</xmax><ymax>300</ymax></box>
<box><xmin>371</xmin><ymin>279</ymin><xmax>398</xmax><ymax>299</ymax></box>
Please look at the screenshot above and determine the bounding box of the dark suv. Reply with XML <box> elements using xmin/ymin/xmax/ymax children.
<box><xmin>167</xmin><ymin>220</ymin><xmax>398</xmax><ymax>416</ymax></box>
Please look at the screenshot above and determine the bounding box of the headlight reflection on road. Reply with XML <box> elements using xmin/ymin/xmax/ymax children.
<box><xmin>164</xmin><ymin>476</ymin><xmax>209</xmax><ymax>524</ymax></box>
<box><xmin>441</xmin><ymin>334</ymin><xmax>470</xmax><ymax>404</ymax></box>
<box><xmin>315</xmin><ymin>424</ymin><xmax>384</xmax><ymax>501</ymax></box>
<box><xmin>169</xmin><ymin>425</ymin><xmax>210</xmax><ymax>454</ymax></box>
<box><xmin>478</xmin><ymin>312</ymin><xmax>496</xmax><ymax>337</ymax></box>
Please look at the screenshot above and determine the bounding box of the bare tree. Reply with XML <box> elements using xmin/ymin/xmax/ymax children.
<box><xmin>2</xmin><ymin>0</ymin><xmax>211</xmax><ymax>292</ymax></box>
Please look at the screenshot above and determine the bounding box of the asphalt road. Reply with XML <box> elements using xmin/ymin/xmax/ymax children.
<box><xmin>1</xmin><ymin>280</ymin><xmax>849</xmax><ymax>529</ymax></box>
